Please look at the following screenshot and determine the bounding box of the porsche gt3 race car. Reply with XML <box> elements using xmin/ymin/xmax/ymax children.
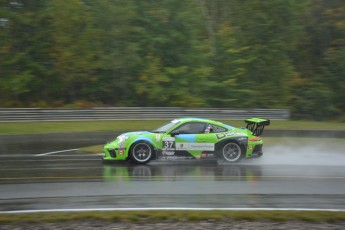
<box><xmin>103</xmin><ymin>117</ymin><xmax>270</xmax><ymax>164</ymax></box>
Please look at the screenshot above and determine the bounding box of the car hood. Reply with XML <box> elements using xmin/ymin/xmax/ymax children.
<box><xmin>118</xmin><ymin>131</ymin><xmax>151</xmax><ymax>137</ymax></box>
<box><xmin>114</xmin><ymin>131</ymin><xmax>151</xmax><ymax>142</ymax></box>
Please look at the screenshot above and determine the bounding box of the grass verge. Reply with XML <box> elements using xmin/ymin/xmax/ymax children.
<box><xmin>0</xmin><ymin>210</ymin><xmax>344</xmax><ymax>223</ymax></box>
<box><xmin>0</xmin><ymin>120</ymin><xmax>344</xmax><ymax>135</ymax></box>
<box><xmin>81</xmin><ymin>144</ymin><xmax>104</xmax><ymax>154</ymax></box>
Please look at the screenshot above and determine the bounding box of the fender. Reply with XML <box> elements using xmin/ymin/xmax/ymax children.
<box><xmin>215</xmin><ymin>136</ymin><xmax>248</xmax><ymax>153</ymax></box>
<box><xmin>128</xmin><ymin>140</ymin><xmax>158</xmax><ymax>160</ymax></box>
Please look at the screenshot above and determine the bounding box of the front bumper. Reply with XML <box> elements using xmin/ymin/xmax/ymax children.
<box><xmin>103</xmin><ymin>145</ymin><xmax>128</xmax><ymax>161</ymax></box>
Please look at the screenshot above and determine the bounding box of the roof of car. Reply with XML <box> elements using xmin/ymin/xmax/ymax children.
<box><xmin>174</xmin><ymin>117</ymin><xmax>234</xmax><ymax>129</ymax></box>
<box><xmin>175</xmin><ymin>117</ymin><xmax>214</xmax><ymax>123</ymax></box>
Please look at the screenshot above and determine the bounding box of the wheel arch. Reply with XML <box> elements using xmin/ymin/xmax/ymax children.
<box><xmin>215</xmin><ymin>137</ymin><xmax>248</xmax><ymax>163</ymax></box>
<box><xmin>131</xmin><ymin>137</ymin><xmax>160</xmax><ymax>149</ymax></box>
<box><xmin>129</xmin><ymin>139</ymin><xmax>157</xmax><ymax>161</ymax></box>
<box><xmin>216</xmin><ymin>137</ymin><xmax>248</xmax><ymax>153</ymax></box>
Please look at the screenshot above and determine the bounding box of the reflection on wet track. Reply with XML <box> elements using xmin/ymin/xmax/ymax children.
<box><xmin>2</xmin><ymin>154</ymin><xmax>345</xmax><ymax>182</ymax></box>
<box><xmin>1</xmin><ymin>151</ymin><xmax>345</xmax><ymax>212</ymax></box>
<box><xmin>1</xmin><ymin>155</ymin><xmax>266</xmax><ymax>183</ymax></box>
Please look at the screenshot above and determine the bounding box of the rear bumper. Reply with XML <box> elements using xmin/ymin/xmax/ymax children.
<box><xmin>248</xmin><ymin>144</ymin><xmax>263</xmax><ymax>158</ymax></box>
<box><xmin>250</xmin><ymin>151</ymin><xmax>263</xmax><ymax>158</ymax></box>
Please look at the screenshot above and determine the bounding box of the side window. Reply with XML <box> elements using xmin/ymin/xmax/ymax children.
<box><xmin>211</xmin><ymin>124</ymin><xmax>227</xmax><ymax>133</ymax></box>
<box><xmin>174</xmin><ymin>122</ymin><xmax>206</xmax><ymax>134</ymax></box>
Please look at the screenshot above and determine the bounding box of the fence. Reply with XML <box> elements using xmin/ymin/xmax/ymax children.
<box><xmin>0</xmin><ymin>107</ymin><xmax>290</xmax><ymax>122</ymax></box>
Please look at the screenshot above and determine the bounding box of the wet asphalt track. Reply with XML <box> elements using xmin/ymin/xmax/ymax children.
<box><xmin>0</xmin><ymin>133</ymin><xmax>345</xmax><ymax>212</ymax></box>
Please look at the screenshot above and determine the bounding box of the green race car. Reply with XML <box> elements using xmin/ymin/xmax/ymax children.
<box><xmin>103</xmin><ymin>117</ymin><xmax>270</xmax><ymax>164</ymax></box>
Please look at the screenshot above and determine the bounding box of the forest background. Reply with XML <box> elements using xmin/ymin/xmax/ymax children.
<box><xmin>0</xmin><ymin>0</ymin><xmax>344</xmax><ymax>120</ymax></box>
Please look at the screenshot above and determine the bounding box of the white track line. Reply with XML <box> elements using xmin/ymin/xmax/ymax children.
<box><xmin>35</xmin><ymin>148</ymin><xmax>79</xmax><ymax>156</ymax></box>
<box><xmin>1</xmin><ymin>208</ymin><xmax>345</xmax><ymax>214</ymax></box>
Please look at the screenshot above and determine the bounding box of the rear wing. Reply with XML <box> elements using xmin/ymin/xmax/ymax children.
<box><xmin>245</xmin><ymin>118</ymin><xmax>270</xmax><ymax>136</ymax></box>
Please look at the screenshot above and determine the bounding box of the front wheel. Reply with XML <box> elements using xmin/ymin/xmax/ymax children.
<box><xmin>129</xmin><ymin>141</ymin><xmax>153</xmax><ymax>164</ymax></box>
<box><xmin>218</xmin><ymin>142</ymin><xmax>243</xmax><ymax>163</ymax></box>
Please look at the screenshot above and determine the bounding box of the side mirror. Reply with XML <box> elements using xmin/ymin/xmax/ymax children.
<box><xmin>170</xmin><ymin>130</ymin><xmax>180</xmax><ymax>137</ymax></box>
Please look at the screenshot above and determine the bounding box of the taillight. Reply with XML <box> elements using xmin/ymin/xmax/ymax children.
<box><xmin>249</xmin><ymin>136</ymin><xmax>261</xmax><ymax>141</ymax></box>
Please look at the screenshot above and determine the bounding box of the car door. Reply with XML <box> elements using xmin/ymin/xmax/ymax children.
<box><xmin>172</xmin><ymin>122</ymin><xmax>216</xmax><ymax>158</ymax></box>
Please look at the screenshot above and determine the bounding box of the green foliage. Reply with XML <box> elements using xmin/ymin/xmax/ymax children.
<box><xmin>290</xmin><ymin>0</ymin><xmax>345</xmax><ymax>119</ymax></box>
<box><xmin>291</xmin><ymin>80</ymin><xmax>337</xmax><ymax>120</ymax></box>
<box><xmin>45</xmin><ymin>0</ymin><xmax>104</xmax><ymax>103</ymax></box>
<box><xmin>0</xmin><ymin>0</ymin><xmax>344</xmax><ymax>119</ymax></box>
<box><xmin>133</xmin><ymin>1</ymin><xmax>211</xmax><ymax>107</ymax></box>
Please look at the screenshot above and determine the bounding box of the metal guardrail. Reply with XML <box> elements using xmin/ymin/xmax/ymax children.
<box><xmin>0</xmin><ymin>107</ymin><xmax>290</xmax><ymax>122</ymax></box>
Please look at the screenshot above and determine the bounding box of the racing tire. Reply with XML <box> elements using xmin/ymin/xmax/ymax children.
<box><xmin>218</xmin><ymin>141</ymin><xmax>244</xmax><ymax>163</ymax></box>
<box><xmin>129</xmin><ymin>141</ymin><xmax>153</xmax><ymax>164</ymax></box>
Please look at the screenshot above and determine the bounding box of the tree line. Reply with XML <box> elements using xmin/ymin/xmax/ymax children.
<box><xmin>0</xmin><ymin>0</ymin><xmax>344</xmax><ymax>120</ymax></box>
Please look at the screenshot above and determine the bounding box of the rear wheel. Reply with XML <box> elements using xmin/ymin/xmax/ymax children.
<box><xmin>129</xmin><ymin>141</ymin><xmax>153</xmax><ymax>164</ymax></box>
<box><xmin>218</xmin><ymin>141</ymin><xmax>243</xmax><ymax>163</ymax></box>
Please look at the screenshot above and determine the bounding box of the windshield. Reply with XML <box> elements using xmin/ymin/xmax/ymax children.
<box><xmin>152</xmin><ymin>120</ymin><xmax>180</xmax><ymax>133</ymax></box>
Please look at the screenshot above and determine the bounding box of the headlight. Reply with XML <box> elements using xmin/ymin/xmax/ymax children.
<box><xmin>118</xmin><ymin>135</ymin><xmax>129</xmax><ymax>143</ymax></box>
